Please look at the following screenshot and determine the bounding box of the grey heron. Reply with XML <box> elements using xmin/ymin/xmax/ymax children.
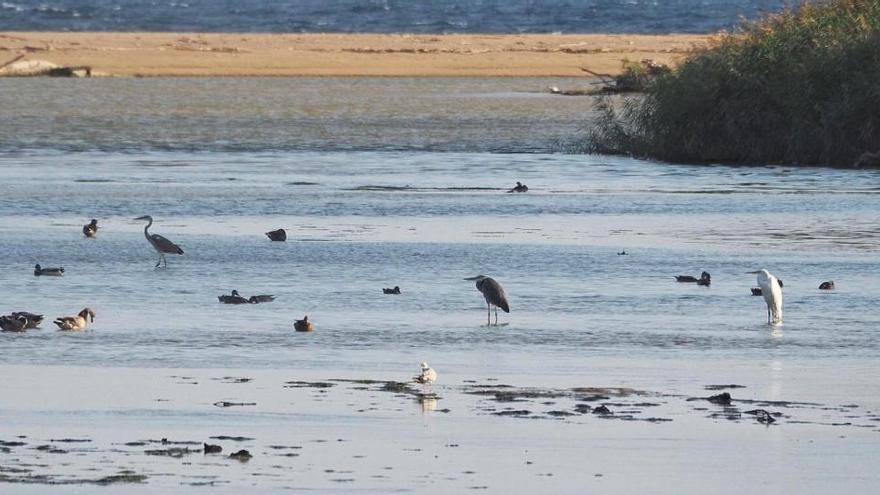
<box><xmin>819</xmin><ymin>281</ymin><xmax>835</xmax><ymax>290</ymax></box>
<box><xmin>413</xmin><ymin>362</ymin><xmax>437</xmax><ymax>385</ymax></box>
<box><xmin>752</xmin><ymin>269</ymin><xmax>783</xmax><ymax>325</ymax></box>
<box><xmin>83</xmin><ymin>219</ymin><xmax>98</xmax><ymax>238</ymax></box>
<box><xmin>54</xmin><ymin>308</ymin><xmax>95</xmax><ymax>331</ymax></box>
<box><xmin>465</xmin><ymin>275</ymin><xmax>510</xmax><ymax>325</ymax></box>
<box><xmin>134</xmin><ymin>215</ymin><xmax>184</xmax><ymax>267</ymax></box>
<box><xmin>294</xmin><ymin>315</ymin><xmax>313</xmax><ymax>332</ymax></box>
<box><xmin>266</xmin><ymin>229</ymin><xmax>287</xmax><ymax>241</ymax></box>
<box><xmin>34</xmin><ymin>264</ymin><xmax>64</xmax><ymax>276</ymax></box>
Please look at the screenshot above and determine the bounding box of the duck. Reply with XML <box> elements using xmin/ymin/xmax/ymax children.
<box><xmin>0</xmin><ymin>315</ymin><xmax>28</xmax><ymax>332</ymax></box>
<box><xmin>83</xmin><ymin>219</ymin><xmax>98</xmax><ymax>238</ymax></box>
<box><xmin>34</xmin><ymin>264</ymin><xmax>64</xmax><ymax>276</ymax></box>
<box><xmin>265</xmin><ymin>229</ymin><xmax>287</xmax><ymax>242</ymax></box>
<box><xmin>675</xmin><ymin>271</ymin><xmax>710</xmax><ymax>284</ymax></box>
<box><xmin>507</xmin><ymin>181</ymin><xmax>529</xmax><ymax>193</ymax></box>
<box><xmin>413</xmin><ymin>362</ymin><xmax>437</xmax><ymax>385</ymax></box>
<box><xmin>294</xmin><ymin>315</ymin><xmax>314</xmax><ymax>332</ymax></box>
<box><xmin>383</xmin><ymin>286</ymin><xmax>401</xmax><ymax>295</ymax></box>
<box><xmin>248</xmin><ymin>294</ymin><xmax>275</xmax><ymax>303</ymax></box>
<box><xmin>818</xmin><ymin>281</ymin><xmax>835</xmax><ymax>290</ymax></box>
<box><xmin>751</xmin><ymin>287</ymin><xmax>763</xmax><ymax>296</ymax></box>
<box><xmin>218</xmin><ymin>290</ymin><xmax>250</xmax><ymax>304</ymax></box>
<box><xmin>11</xmin><ymin>311</ymin><xmax>43</xmax><ymax>328</ymax></box>
<box><xmin>617</xmin><ymin>250</ymin><xmax>627</xmax><ymax>256</ymax></box>
<box><xmin>53</xmin><ymin>308</ymin><xmax>95</xmax><ymax>331</ymax></box>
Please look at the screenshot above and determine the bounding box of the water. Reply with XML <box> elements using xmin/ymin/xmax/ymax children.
<box><xmin>0</xmin><ymin>0</ymin><xmax>792</xmax><ymax>33</ymax></box>
<box><xmin>1</xmin><ymin>77</ymin><xmax>879</xmax><ymax>492</ymax></box>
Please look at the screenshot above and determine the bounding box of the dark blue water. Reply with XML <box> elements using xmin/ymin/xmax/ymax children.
<box><xmin>0</xmin><ymin>0</ymin><xmax>792</xmax><ymax>33</ymax></box>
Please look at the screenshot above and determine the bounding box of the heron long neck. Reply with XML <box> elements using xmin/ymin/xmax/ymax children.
<box><xmin>143</xmin><ymin>217</ymin><xmax>153</xmax><ymax>239</ymax></box>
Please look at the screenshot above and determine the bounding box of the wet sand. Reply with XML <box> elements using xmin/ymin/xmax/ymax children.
<box><xmin>0</xmin><ymin>32</ymin><xmax>709</xmax><ymax>77</ymax></box>
<box><xmin>1</xmin><ymin>364</ymin><xmax>878</xmax><ymax>493</ymax></box>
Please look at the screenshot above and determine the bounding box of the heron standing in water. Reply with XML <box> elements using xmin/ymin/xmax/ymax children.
<box><xmin>464</xmin><ymin>275</ymin><xmax>510</xmax><ymax>325</ymax></box>
<box><xmin>752</xmin><ymin>269</ymin><xmax>783</xmax><ymax>325</ymax></box>
<box><xmin>134</xmin><ymin>215</ymin><xmax>184</xmax><ymax>267</ymax></box>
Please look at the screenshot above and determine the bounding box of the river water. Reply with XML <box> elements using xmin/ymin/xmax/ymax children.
<box><xmin>0</xmin><ymin>77</ymin><xmax>878</xmax><ymax>493</ymax></box>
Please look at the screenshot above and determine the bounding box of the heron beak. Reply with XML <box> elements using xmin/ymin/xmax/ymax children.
<box><xmin>133</xmin><ymin>215</ymin><xmax>149</xmax><ymax>221</ymax></box>
<box><xmin>463</xmin><ymin>275</ymin><xmax>486</xmax><ymax>281</ymax></box>
<box><xmin>745</xmin><ymin>270</ymin><xmax>761</xmax><ymax>274</ymax></box>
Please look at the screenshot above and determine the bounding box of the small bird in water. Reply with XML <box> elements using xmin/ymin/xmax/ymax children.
<box><xmin>507</xmin><ymin>181</ymin><xmax>528</xmax><ymax>193</ymax></box>
<box><xmin>751</xmin><ymin>277</ymin><xmax>783</xmax><ymax>296</ymax></box>
<box><xmin>294</xmin><ymin>315</ymin><xmax>314</xmax><ymax>332</ymax></box>
<box><xmin>265</xmin><ymin>229</ymin><xmax>287</xmax><ymax>241</ymax></box>
<box><xmin>11</xmin><ymin>311</ymin><xmax>43</xmax><ymax>328</ymax></box>
<box><xmin>248</xmin><ymin>294</ymin><xmax>275</xmax><ymax>303</ymax></box>
<box><xmin>617</xmin><ymin>250</ymin><xmax>628</xmax><ymax>256</ymax></box>
<box><xmin>413</xmin><ymin>362</ymin><xmax>437</xmax><ymax>386</ymax></box>
<box><xmin>675</xmin><ymin>271</ymin><xmax>710</xmax><ymax>285</ymax></box>
<box><xmin>752</xmin><ymin>269</ymin><xmax>783</xmax><ymax>325</ymax></box>
<box><xmin>0</xmin><ymin>315</ymin><xmax>29</xmax><ymax>332</ymax></box>
<box><xmin>134</xmin><ymin>215</ymin><xmax>184</xmax><ymax>268</ymax></box>
<box><xmin>819</xmin><ymin>281</ymin><xmax>835</xmax><ymax>290</ymax></box>
<box><xmin>383</xmin><ymin>286</ymin><xmax>401</xmax><ymax>294</ymax></box>
<box><xmin>218</xmin><ymin>290</ymin><xmax>249</xmax><ymax>304</ymax></box>
<box><xmin>34</xmin><ymin>264</ymin><xmax>64</xmax><ymax>276</ymax></box>
<box><xmin>54</xmin><ymin>308</ymin><xmax>95</xmax><ymax>331</ymax></box>
<box><xmin>83</xmin><ymin>219</ymin><xmax>98</xmax><ymax>238</ymax></box>
<box><xmin>465</xmin><ymin>275</ymin><xmax>510</xmax><ymax>325</ymax></box>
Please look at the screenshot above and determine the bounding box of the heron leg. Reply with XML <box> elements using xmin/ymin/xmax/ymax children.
<box><xmin>162</xmin><ymin>253</ymin><xmax>167</xmax><ymax>267</ymax></box>
<box><xmin>494</xmin><ymin>306</ymin><xmax>498</xmax><ymax>325</ymax></box>
<box><xmin>486</xmin><ymin>302</ymin><xmax>491</xmax><ymax>326</ymax></box>
<box><xmin>766</xmin><ymin>306</ymin><xmax>771</xmax><ymax>324</ymax></box>
<box><xmin>155</xmin><ymin>254</ymin><xmax>161</xmax><ymax>268</ymax></box>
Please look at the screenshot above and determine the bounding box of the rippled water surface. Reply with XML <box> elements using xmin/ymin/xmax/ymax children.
<box><xmin>1</xmin><ymin>77</ymin><xmax>879</xmax><ymax>493</ymax></box>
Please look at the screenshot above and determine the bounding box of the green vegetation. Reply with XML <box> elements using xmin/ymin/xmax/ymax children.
<box><xmin>584</xmin><ymin>0</ymin><xmax>880</xmax><ymax>166</ymax></box>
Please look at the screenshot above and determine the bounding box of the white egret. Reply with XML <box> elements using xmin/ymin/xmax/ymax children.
<box><xmin>753</xmin><ymin>270</ymin><xmax>783</xmax><ymax>325</ymax></box>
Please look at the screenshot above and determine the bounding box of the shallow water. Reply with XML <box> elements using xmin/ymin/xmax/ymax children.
<box><xmin>1</xmin><ymin>77</ymin><xmax>879</xmax><ymax>492</ymax></box>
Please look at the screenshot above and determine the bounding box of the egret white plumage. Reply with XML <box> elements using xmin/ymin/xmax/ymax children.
<box><xmin>464</xmin><ymin>275</ymin><xmax>509</xmax><ymax>325</ymax></box>
<box><xmin>134</xmin><ymin>215</ymin><xmax>184</xmax><ymax>267</ymax></box>
<box><xmin>753</xmin><ymin>269</ymin><xmax>783</xmax><ymax>325</ymax></box>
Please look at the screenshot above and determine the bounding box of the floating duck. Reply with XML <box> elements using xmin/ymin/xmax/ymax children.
<box><xmin>294</xmin><ymin>315</ymin><xmax>314</xmax><ymax>332</ymax></box>
<box><xmin>265</xmin><ymin>229</ymin><xmax>287</xmax><ymax>242</ymax></box>
<box><xmin>383</xmin><ymin>286</ymin><xmax>401</xmax><ymax>294</ymax></box>
<box><xmin>34</xmin><ymin>264</ymin><xmax>64</xmax><ymax>276</ymax></box>
<box><xmin>676</xmin><ymin>271</ymin><xmax>710</xmax><ymax>285</ymax></box>
<box><xmin>0</xmin><ymin>315</ymin><xmax>28</xmax><ymax>332</ymax></box>
<box><xmin>218</xmin><ymin>290</ymin><xmax>250</xmax><ymax>304</ymax></box>
<box><xmin>248</xmin><ymin>294</ymin><xmax>275</xmax><ymax>303</ymax></box>
<box><xmin>54</xmin><ymin>308</ymin><xmax>95</xmax><ymax>331</ymax></box>
<box><xmin>413</xmin><ymin>362</ymin><xmax>437</xmax><ymax>385</ymax></box>
<box><xmin>11</xmin><ymin>311</ymin><xmax>42</xmax><ymax>328</ymax></box>
<box><xmin>507</xmin><ymin>181</ymin><xmax>529</xmax><ymax>193</ymax></box>
<box><xmin>751</xmin><ymin>287</ymin><xmax>763</xmax><ymax>296</ymax></box>
<box><xmin>83</xmin><ymin>219</ymin><xmax>98</xmax><ymax>238</ymax></box>
<box><xmin>617</xmin><ymin>250</ymin><xmax>628</xmax><ymax>256</ymax></box>
<box><xmin>818</xmin><ymin>281</ymin><xmax>835</xmax><ymax>290</ymax></box>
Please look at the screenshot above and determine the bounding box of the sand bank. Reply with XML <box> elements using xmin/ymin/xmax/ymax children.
<box><xmin>0</xmin><ymin>32</ymin><xmax>709</xmax><ymax>77</ymax></box>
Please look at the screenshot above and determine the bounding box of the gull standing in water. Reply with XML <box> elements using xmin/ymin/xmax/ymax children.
<box><xmin>134</xmin><ymin>215</ymin><xmax>184</xmax><ymax>267</ymax></box>
<box><xmin>414</xmin><ymin>362</ymin><xmax>437</xmax><ymax>385</ymax></box>
<box><xmin>752</xmin><ymin>269</ymin><xmax>783</xmax><ymax>325</ymax></box>
<box><xmin>465</xmin><ymin>275</ymin><xmax>510</xmax><ymax>325</ymax></box>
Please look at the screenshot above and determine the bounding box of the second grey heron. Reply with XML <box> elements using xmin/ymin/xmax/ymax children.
<box><xmin>134</xmin><ymin>215</ymin><xmax>184</xmax><ymax>267</ymax></box>
<box><xmin>465</xmin><ymin>275</ymin><xmax>510</xmax><ymax>325</ymax></box>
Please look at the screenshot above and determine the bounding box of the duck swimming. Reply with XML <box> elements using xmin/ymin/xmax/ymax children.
<box><xmin>54</xmin><ymin>308</ymin><xmax>95</xmax><ymax>331</ymax></box>
<box><xmin>294</xmin><ymin>315</ymin><xmax>314</xmax><ymax>332</ymax></box>
<box><xmin>219</xmin><ymin>290</ymin><xmax>250</xmax><ymax>304</ymax></box>
<box><xmin>248</xmin><ymin>294</ymin><xmax>275</xmax><ymax>303</ymax></box>
<box><xmin>696</xmin><ymin>272</ymin><xmax>711</xmax><ymax>286</ymax></box>
<box><xmin>383</xmin><ymin>286</ymin><xmax>401</xmax><ymax>294</ymax></box>
<box><xmin>819</xmin><ymin>281</ymin><xmax>835</xmax><ymax>290</ymax></box>
<box><xmin>507</xmin><ymin>181</ymin><xmax>528</xmax><ymax>193</ymax></box>
<box><xmin>34</xmin><ymin>264</ymin><xmax>64</xmax><ymax>276</ymax></box>
<box><xmin>0</xmin><ymin>315</ymin><xmax>28</xmax><ymax>332</ymax></box>
<box><xmin>83</xmin><ymin>219</ymin><xmax>98</xmax><ymax>238</ymax></box>
<box><xmin>675</xmin><ymin>271</ymin><xmax>710</xmax><ymax>284</ymax></box>
<box><xmin>11</xmin><ymin>311</ymin><xmax>42</xmax><ymax>328</ymax></box>
<box><xmin>265</xmin><ymin>229</ymin><xmax>287</xmax><ymax>241</ymax></box>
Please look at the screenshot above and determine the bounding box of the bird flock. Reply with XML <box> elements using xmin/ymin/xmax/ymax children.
<box><xmin>2</xmin><ymin>192</ymin><xmax>840</xmax><ymax>389</ymax></box>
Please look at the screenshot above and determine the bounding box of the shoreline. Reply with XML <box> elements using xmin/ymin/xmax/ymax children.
<box><xmin>0</xmin><ymin>32</ymin><xmax>710</xmax><ymax>77</ymax></box>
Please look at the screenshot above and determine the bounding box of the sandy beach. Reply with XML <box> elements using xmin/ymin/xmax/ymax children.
<box><xmin>0</xmin><ymin>32</ymin><xmax>709</xmax><ymax>77</ymax></box>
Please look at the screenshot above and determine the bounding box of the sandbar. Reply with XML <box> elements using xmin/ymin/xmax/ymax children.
<box><xmin>0</xmin><ymin>32</ymin><xmax>710</xmax><ymax>77</ymax></box>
